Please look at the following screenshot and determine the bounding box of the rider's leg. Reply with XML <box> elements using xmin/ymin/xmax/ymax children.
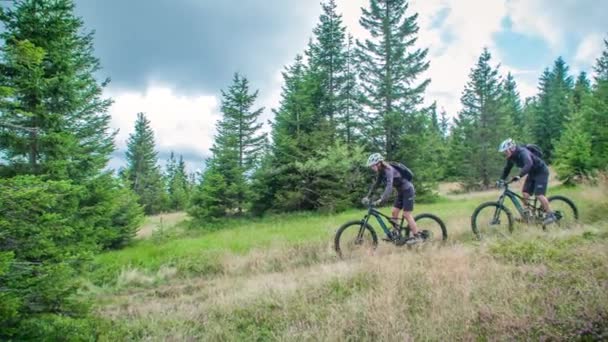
<box><xmin>538</xmin><ymin>195</ymin><xmax>551</xmax><ymax>212</ymax></box>
<box><xmin>522</xmin><ymin>176</ymin><xmax>533</xmax><ymax>207</ymax></box>
<box><xmin>534</xmin><ymin>169</ymin><xmax>551</xmax><ymax>213</ymax></box>
<box><xmin>403</xmin><ymin>210</ymin><xmax>418</xmax><ymax>235</ymax></box>
<box><xmin>391</xmin><ymin>206</ymin><xmax>401</xmax><ymax>228</ymax></box>
<box><xmin>401</xmin><ymin>187</ymin><xmax>417</xmax><ymax>235</ymax></box>
<box><xmin>523</xmin><ymin>192</ymin><xmax>530</xmax><ymax>206</ymax></box>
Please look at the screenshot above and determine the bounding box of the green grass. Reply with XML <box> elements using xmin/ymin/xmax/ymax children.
<box><xmin>87</xmin><ymin>182</ymin><xmax>608</xmax><ymax>340</ymax></box>
<box><xmin>88</xmin><ymin>182</ymin><xmax>605</xmax><ymax>286</ymax></box>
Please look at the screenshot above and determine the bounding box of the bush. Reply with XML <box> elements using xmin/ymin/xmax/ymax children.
<box><xmin>0</xmin><ymin>176</ymin><xmax>93</xmax><ymax>339</ymax></box>
<box><xmin>79</xmin><ymin>173</ymin><xmax>144</xmax><ymax>250</ymax></box>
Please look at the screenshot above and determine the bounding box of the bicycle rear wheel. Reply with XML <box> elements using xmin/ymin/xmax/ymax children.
<box><xmin>548</xmin><ymin>195</ymin><xmax>578</xmax><ymax>228</ymax></box>
<box><xmin>412</xmin><ymin>213</ymin><xmax>447</xmax><ymax>242</ymax></box>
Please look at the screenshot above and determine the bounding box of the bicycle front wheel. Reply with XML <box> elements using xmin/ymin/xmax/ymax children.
<box><xmin>334</xmin><ymin>220</ymin><xmax>378</xmax><ymax>259</ymax></box>
<box><xmin>471</xmin><ymin>202</ymin><xmax>513</xmax><ymax>239</ymax></box>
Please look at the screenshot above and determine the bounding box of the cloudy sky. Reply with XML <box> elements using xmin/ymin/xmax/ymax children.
<box><xmin>72</xmin><ymin>0</ymin><xmax>607</xmax><ymax>172</ymax></box>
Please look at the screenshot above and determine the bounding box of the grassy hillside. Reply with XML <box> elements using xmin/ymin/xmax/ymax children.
<box><xmin>89</xmin><ymin>182</ymin><xmax>608</xmax><ymax>341</ymax></box>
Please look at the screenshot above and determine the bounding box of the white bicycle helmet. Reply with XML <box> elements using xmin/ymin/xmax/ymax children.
<box><xmin>366</xmin><ymin>153</ymin><xmax>384</xmax><ymax>167</ymax></box>
<box><xmin>498</xmin><ymin>138</ymin><xmax>515</xmax><ymax>152</ymax></box>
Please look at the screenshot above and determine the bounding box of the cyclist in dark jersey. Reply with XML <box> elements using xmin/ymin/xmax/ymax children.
<box><xmin>498</xmin><ymin>138</ymin><xmax>556</xmax><ymax>225</ymax></box>
<box><xmin>363</xmin><ymin>153</ymin><xmax>422</xmax><ymax>244</ymax></box>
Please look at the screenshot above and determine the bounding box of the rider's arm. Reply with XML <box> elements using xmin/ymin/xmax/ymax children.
<box><xmin>518</xmin><ymin>148</ymin><xmax>534</xmax><ymax>177</ymax></box>
<box><xmin>501</xmin><ymin>159</ymin><xmax>514</xmax><ymax>180</ymax></box>
<box><xmin>366</xmin><ymin>174</ymin><xmax>381</xmax><ymax>198</ymax></box>
<box><xmin>379</xmin><ymin>167</ymin><xmax>393</xmax><ymax>202</ymax></box>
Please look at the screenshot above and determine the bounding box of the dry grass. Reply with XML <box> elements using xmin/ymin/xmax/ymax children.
<box><xmin>92</xmin><ymin>179</ymin><xmax>608</xmax><ymax>341</ymax></box>
<box><xmin>96</xmin><ymin>223</ymin><xmax>608</xmax><ymax>341</ymax></box>
<box><xmin>136</xmin><ymin>212</ymin><xmax>188</xmax><ymax>239</ymax></box>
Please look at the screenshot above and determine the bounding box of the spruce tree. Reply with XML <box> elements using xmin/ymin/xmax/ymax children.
<box><xmin>308</xmin><ymin>0</ymin><xmax>347</xmax><ymax>134</ymax></box>
<box><xmin>502</xmin><ymin>72</ymin><xmax>527</xmax><ymax>141</ymax></box>
<box><xmin>554</xmin><ymin>110</ymin><xmax>593</xmax><ymax>182</ymax></box>
<box><xmin>356</xmin><ymin>0</ymin><xmax>430</xmax><ymax>159</ymax></box>
<box><xmin>450</xmin><ymin>49</ymin><xmax>510</xmax><ymax>188</ymax></box>
<box><xmin>532</xmin><ymin>57</ymin><xmax>574</xmax><ymax>161</ymax></box>
<box><xmin>338</xmin><ymin>34</ymin><xmax>364</xmax><ymax>146</ymax></box>
<box><xmin>188</xmin><ymin>163</ymin><xmax>228</xmax><ymax>222</ymax></box>
<box><xmin>439</xmin><ymin>107</ymin><xmax>450</xmax><ymax>138</ymax></box>
<box><xmin>0</xmin><ymin>0</ymin><xmax>115</xmax><ymax>180</ymax></box>
<box><xmin>196</xmin><ymin>73</ymin><xmax>266</xmax><ymax>216</ymax></box>
<box><xmin>585</xmin><ymin>38</ymin><xmax>608</xmax><ymax>169</ymax></box>
<box><xmin>166</xmin><ymin>152</ymin><xmax>190</xmax><ymax>211</ymax></box>
<box><xmin>593</xmin><ymin>38</ymin><xmax>608</xmax><ymax>83</ymax></box>
<box><xmin>572</xmin><ymin>71</ymin><xmax>591</xmax><ymax>111</ymax></box>
<box><xmin>125</xmin><ymin>113</ymin><xmax>166</xmax><ymax>214</ymax></box>
<box><xmin>264</xmin><ymin>56</ymin><xmax>327</xmax><ymax>211</ymax></box>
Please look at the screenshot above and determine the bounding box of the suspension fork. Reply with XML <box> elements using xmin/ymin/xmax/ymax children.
<box><xmin>493</xmin><ymin>194</ymin><xmax>508</xmax><ymax>223</ymax></box>
<box><xmin>358</xmin><ymin>214</ymin><xmax>371</xmax><ymax>241</ymax></box>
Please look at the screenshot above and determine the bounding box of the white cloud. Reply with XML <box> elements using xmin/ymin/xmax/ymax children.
<box><xmin>105</xmin><ymin>0</ymin><xmax>606</xmax><ymax>170</ymax></box>
<box><xmin>108</xmin><ymin>83</ymin><xmax>220</xmax><ymax>162</ymax></box>
<box><xmin>337</xmin><ymin>0</ymin><xmax>508</xmax><ymax>116</ymax></box>
<box><xmin>508</xmin><ymin>0</ymin><xmax>608</xmax><ymax>56</ymax></box>
<box><xmin>574</xmin><ymin>33</ymin><xmax>604</xmax><ymax>68</ymax></box>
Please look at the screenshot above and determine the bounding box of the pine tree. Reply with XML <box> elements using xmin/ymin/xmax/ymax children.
<box><xmin>188</xmin><ymin>163</ymin><xmax>228</xmax><ymax>222</ymax></box>
<box><xmin>166</xmin><ymin>152</ymin><xmax>190</xmax><ymax>211</ymax></box>
<box><xmin>356</xmin><ymin>0</ymin><xmax>430</xmax><ymax>159</ymax></box>
<box><xmin>439</xmin><ymin>107</ymin><xmax>450</xmax><ymax>138</ymax></box>
<box><xmin>502</xmin><ymin>72</ymin><xmax>527</xmax><ymax>141</ymax></box>
<box><xmin>572</xmin><ymin>71</ymin><xmax>591</xmax><ymax>111</ymax></box>
<box><xmin>585</xmin><ymin>38</ymin><xmax>608</xmax><ymax>169</ymax></box>
<box><xmin>338</xmin><ymin>34</ymin><xmax>364</xmax><ymax>146</ymax></box>
<box><xmin>450</xmin><ymin>49</ymin><xmax>510</xmax><ymax>188</ymax></box>
<box><xmin>554</xmin><ymin>110</ymin><xmax>592</xmax><ymax>182</ymax></box>
<box><xmin>593</xmin><ymin>38</ymin><xmax>608</xmax><ymax>83</ymax></box>
<box><xmin>0</xmin><ymin>0</ymin><xmax>115</xmax><ymax>180</ymax></box>
<box><xmin>308</xmin><ymin>0</ymin><xmax>347</xmax><ymax>134</ymax></box>
<box><xmin>201</xmin><ymin>73</ymin><xmax>267</xmax><ymax>215</ymax></box>
<box><xmin>125</xmin><ymin>113</ymin><xmax>166</xmax><ymax>214</ymax></box>
<box><xmin>263</xmin><ymin>56</ymin><xmax>327</xmax><ymax>212</ymax></box>
<box><xmin>532</xmin><ymin>57</ymin><xmax>574</xmax><ymax>161</ymax></box>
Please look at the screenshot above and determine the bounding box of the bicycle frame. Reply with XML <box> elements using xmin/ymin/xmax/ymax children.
<box><xmin>496</xmin><ymin>182</ymin><xmax>543</xmax><ymax>220</ymax></box>
<box><xmin>361</xmin><ymin>206</ymin><xmax>409</xmax><ymax>239</ymax></box>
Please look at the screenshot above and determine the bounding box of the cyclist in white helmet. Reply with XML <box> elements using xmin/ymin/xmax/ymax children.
<box><xmin>363</xmin><ymin>153</ymin><xmax>422</xmax><ymax>244</ymax></box>
<box><xmin>498</xmin><ymin>138</ymin><xmax>556</xmax><ymax>225</ymax></box>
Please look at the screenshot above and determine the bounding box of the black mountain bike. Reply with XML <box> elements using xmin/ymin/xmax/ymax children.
<box><xmin>471</xmin><ymin>179</ymin><xmax>578</xmax><ymax>239</ymax></box>
<box><xmin>334</xmin><ymin>204</ymin><xmax>447</xmax><ymax>259</ymax></box>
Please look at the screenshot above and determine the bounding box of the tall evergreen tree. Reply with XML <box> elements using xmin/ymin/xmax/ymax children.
<box><xmin>125</xmin><ymin>113</ymin><xmax>166</xmax><ymax>214</ymax></box>
<box><xmin>502</xmin><ymin>72</ymin><xmax>527</xmax><ymax>141</ymax></box>
<box><xmin>0</xmin><ymin>0</ymin><xmax>115</xmax><ymax>180</ymax></box>
<box><xmin>439</xmin><ymin>107</ymin><xmax>450</xmax><ymax>138</ymax></box>
<box><xmin>585</xmin><ymin>38</ymin><xmax>608</xmax><ymax>169</ymax></box>
<box><xmin>593</xmin><ymin>38</ymin><xmax>608</xmax><ymax>83</ymax></box>
<box><xmin>261</xmin><ymin>56</ymin><xmax>329</xmax><ymax>212</ymax></box>
<box><xmin>532</xmin><ymin>57</ymin><xmax>574</xmax><ymax>161</ymax></box>
<box><xmin>338</xmin><ymin>34</ymin><xmax>364</xmax><ymax>146</ymax></box>
<box><xmin>308</xmin><ymin>0</ymin><xmax>347</xmax><ymax>134</ymax></box>
<box><xmin>450</xmin><ymin>49</ymin><xmax>510</xmax><ymax>188</ymax></box>
<box><xmin>356</xmin><ymin>0</ymin><xmax>430</xmax><ymax>159</ymax></box>
<box><xmin>572</xmin><ymin>71</ymin><xmax>591</xmax><ymax>111</ymax></box>
<box><xmin>202</xmin><ymin>73</ymin><xmax>266</xmax><ymax>215</ymax></box>
<box><xmin>166</xmin><ymin>152</ymin><xmax>190</xmax><ymax>211</ymax></box>
<box><xmin>554</xmin><ymin>110</ymin><xmax>593</xmax><ymax>182</ymax></box>
<box><xmin>217</xmin><ymin>73</ymin><xmax>267</xmax><ymax>170</ymax></box>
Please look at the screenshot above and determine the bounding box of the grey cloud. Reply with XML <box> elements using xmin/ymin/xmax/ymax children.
<box><xmin>109</xmin><ymin>147</ymin><xmax>209</xmax><ymax>174</ymax></box>
<box><xmin>74</xmin><ymin>0</ymin><xmax>321</xmax><ymax>95</ymax></box>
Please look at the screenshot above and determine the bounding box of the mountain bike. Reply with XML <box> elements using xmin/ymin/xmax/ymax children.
<box><xmin>471</xmin><ymin>179</ymin><xmax>578</xmax><ymax>239</ymax></box>
<box><xmin>334</xmin><ymin>204</ymin><xmax>447</xmax><ymax>259</ymax></box>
